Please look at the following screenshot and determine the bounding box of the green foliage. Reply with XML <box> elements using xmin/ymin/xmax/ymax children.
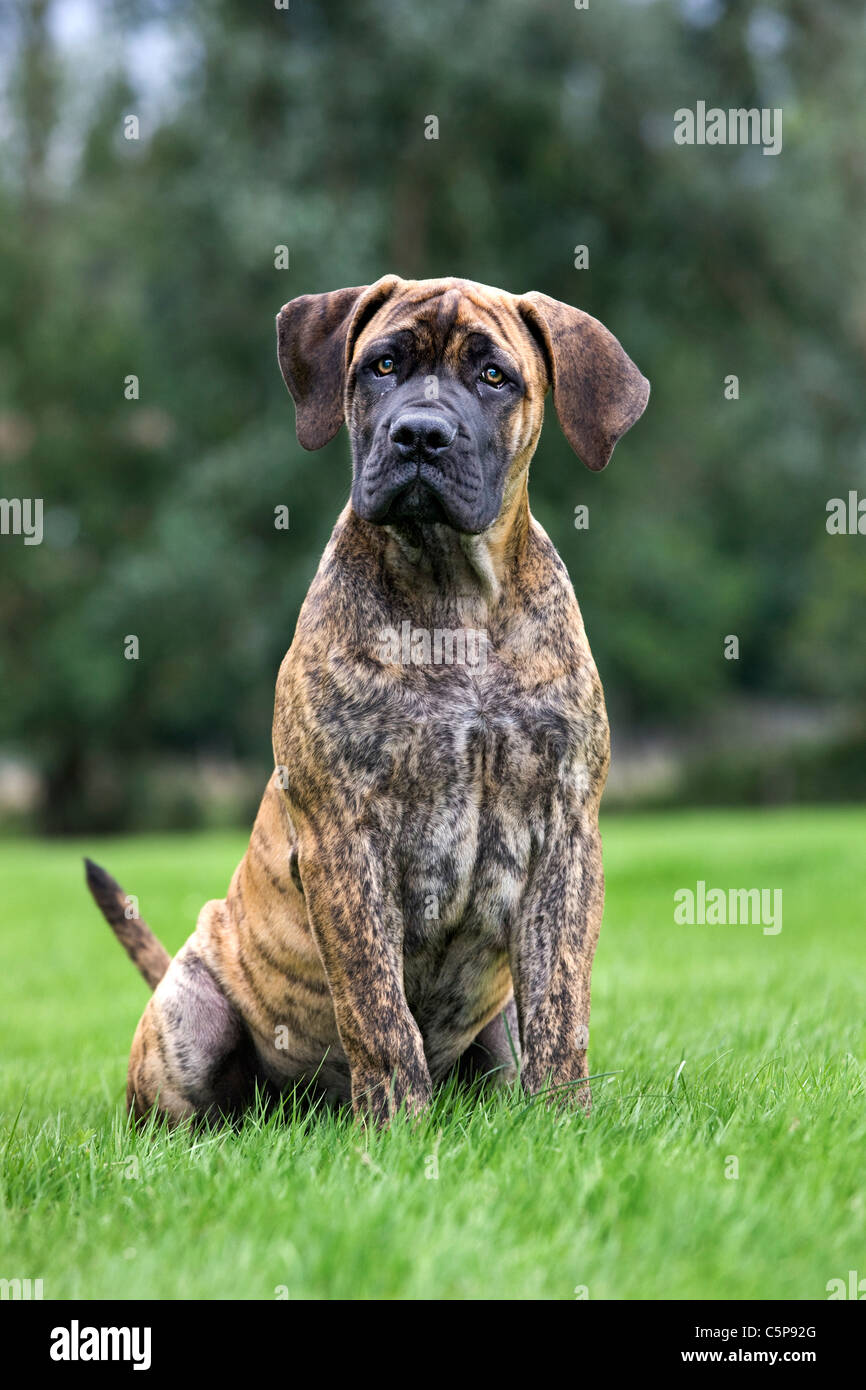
<box><xmin>1</xmin><ymin>1</ymin><xmax>864</xmax><ymax>828</ymax></box>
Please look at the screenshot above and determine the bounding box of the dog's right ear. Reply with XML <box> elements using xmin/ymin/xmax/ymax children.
<box><xmin>276</xmin><ymin>277</ymin><xmax>401</xmax><ymax>450</ymax></box>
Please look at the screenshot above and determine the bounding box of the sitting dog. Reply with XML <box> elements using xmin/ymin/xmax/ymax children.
<box><xmin>87</xmin><ymin>275</ymin><xmax>649</xmax><ymax>1125</ymax></box>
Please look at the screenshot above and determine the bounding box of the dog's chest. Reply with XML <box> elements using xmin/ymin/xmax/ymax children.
<box><xmin>301</xmin><ymin>631</ymin><xmax>594</xmax><ymax>957</ymax></box>
<box><xmin>383</xmin><ymin>677</ymin><xmax>577</xmax><ymax>949</ymax></box>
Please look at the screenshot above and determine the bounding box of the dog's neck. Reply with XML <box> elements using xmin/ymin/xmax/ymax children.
<box><xmin>378</xmin><ymin>472</ymin><xmax>531</xmax><ymax>609</ymax></box>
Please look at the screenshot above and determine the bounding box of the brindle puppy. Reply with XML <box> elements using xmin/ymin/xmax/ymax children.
<box><xmin>87</xmin><ymin>275</ymin><xmax>649</xmax><ymax>1125</ymax></box>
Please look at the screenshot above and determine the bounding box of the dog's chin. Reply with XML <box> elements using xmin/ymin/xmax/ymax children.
<box><xmin>382</xmin><ymin>482</ymin><xmax>455</xmax><ymax>528</ymax></box>
<box><xmin>355</xmin><ymin>480</ymin><xmax>471</xmax><ymax>532</ymax></box>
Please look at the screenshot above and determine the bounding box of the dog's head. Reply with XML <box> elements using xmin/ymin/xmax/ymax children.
<box><xmin>277</xmin><ymin>275</ymin><xmax>649</xmax><ymax>535</ymax></box>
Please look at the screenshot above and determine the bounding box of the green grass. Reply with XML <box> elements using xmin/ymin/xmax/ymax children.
<box><xmin>1</xmin><ymin>808</ymin><xmax>864</xmax><ymax>1300</ymax></box>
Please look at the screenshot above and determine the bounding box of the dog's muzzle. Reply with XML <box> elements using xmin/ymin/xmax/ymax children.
<box><xmin>382</xmin><ymin>410</ymin><xmax>457</xmax><ymax>525</ymax></box>
<box><xmin>354</xmin><ymin>407</ymin><xmax>481</xmax><ymax>530</ymax></box>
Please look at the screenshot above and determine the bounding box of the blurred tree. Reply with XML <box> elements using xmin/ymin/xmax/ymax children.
<box><xmin>0</xmin><ymin>0</ymin><xmax>863</xmax><ymax>830</ymax></box>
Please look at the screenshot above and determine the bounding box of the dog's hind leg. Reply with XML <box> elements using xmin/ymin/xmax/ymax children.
<box><xmin>127</xmin><ymin>939</ymin><xmax>264</xmax><ymax>1126</ymax></box>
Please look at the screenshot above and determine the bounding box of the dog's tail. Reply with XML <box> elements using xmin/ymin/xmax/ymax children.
<box><xmin>84</xmin><ymin>858</ymin><xmax>171</xmax><ymax>990</ymax></box>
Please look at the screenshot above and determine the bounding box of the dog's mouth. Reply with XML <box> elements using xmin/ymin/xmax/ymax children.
<box><xmin>352</xmin><ymin>440</ymin><xmax>500</xmax><ymax>536</ymax></box>
<box><xmin>379</xmin><ymin>479</ymin><xmax>453</xmax><ymax>528</ymax></box>
<box><xmin>354</xmin><ymin>465</ymin><xmax>461</xmax><ymax>530</ymax></box>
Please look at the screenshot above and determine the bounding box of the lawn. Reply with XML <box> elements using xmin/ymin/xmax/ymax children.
<box><xmin>1</xmin><ymin>807</ymin><xmax>863</xmax><ymax>1301</ymax></box>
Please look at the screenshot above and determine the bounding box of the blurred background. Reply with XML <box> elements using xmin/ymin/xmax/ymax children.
<box><xmin>0</xmin><ymin>0</ymin><xmax>864</xmax><ymax>836</ymax></box>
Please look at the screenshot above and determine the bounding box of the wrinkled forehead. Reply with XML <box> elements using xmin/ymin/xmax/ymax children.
<box><xmin>351</xmin><ymin>278</ymin><xmax>543</xmax><ymax>378</ymax></box>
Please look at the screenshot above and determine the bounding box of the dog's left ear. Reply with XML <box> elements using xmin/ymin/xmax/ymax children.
<box><xmin>518</xmin><ymin>291</ymin><xmax>650</xmax><ymax>471</ymax></box>
<box><xmin>277</xmin><ymin>276</ymin><xmax>402</xmax><ymax>449</ymax></box>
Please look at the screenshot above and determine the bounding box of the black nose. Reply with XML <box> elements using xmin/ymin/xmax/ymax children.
<box><xmin>389</xmin><ymin>411</ymin><xmax>456</xmax><ymax>457</ymax></box>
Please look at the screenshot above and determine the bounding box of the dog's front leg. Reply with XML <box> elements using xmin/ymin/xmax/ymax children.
<box><xmin>510</xmin><ymin>816</ymin><xmax>605</xmax><ymax>1109</ymax></box>
<box><xmin>297</xmin><ymin>828</ymin><xmax>432</xmax><ymax>1124</ymax></box>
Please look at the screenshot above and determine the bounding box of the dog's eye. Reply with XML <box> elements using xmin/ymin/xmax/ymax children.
<box><xmin>480</xmin><ymin>365</ymin><xmax>505</xmax><ymax>387</ymax></box>
<box><xmin>373</xmin><ymin>356</ymin><xmax>396</xmax><ymax>376</ymax></box>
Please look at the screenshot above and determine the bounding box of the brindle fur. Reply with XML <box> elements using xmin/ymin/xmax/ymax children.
<box><xmin>87</xmin><ymin>275</ymin><xmax>649</xmax><ymax>1126</ymax></box>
